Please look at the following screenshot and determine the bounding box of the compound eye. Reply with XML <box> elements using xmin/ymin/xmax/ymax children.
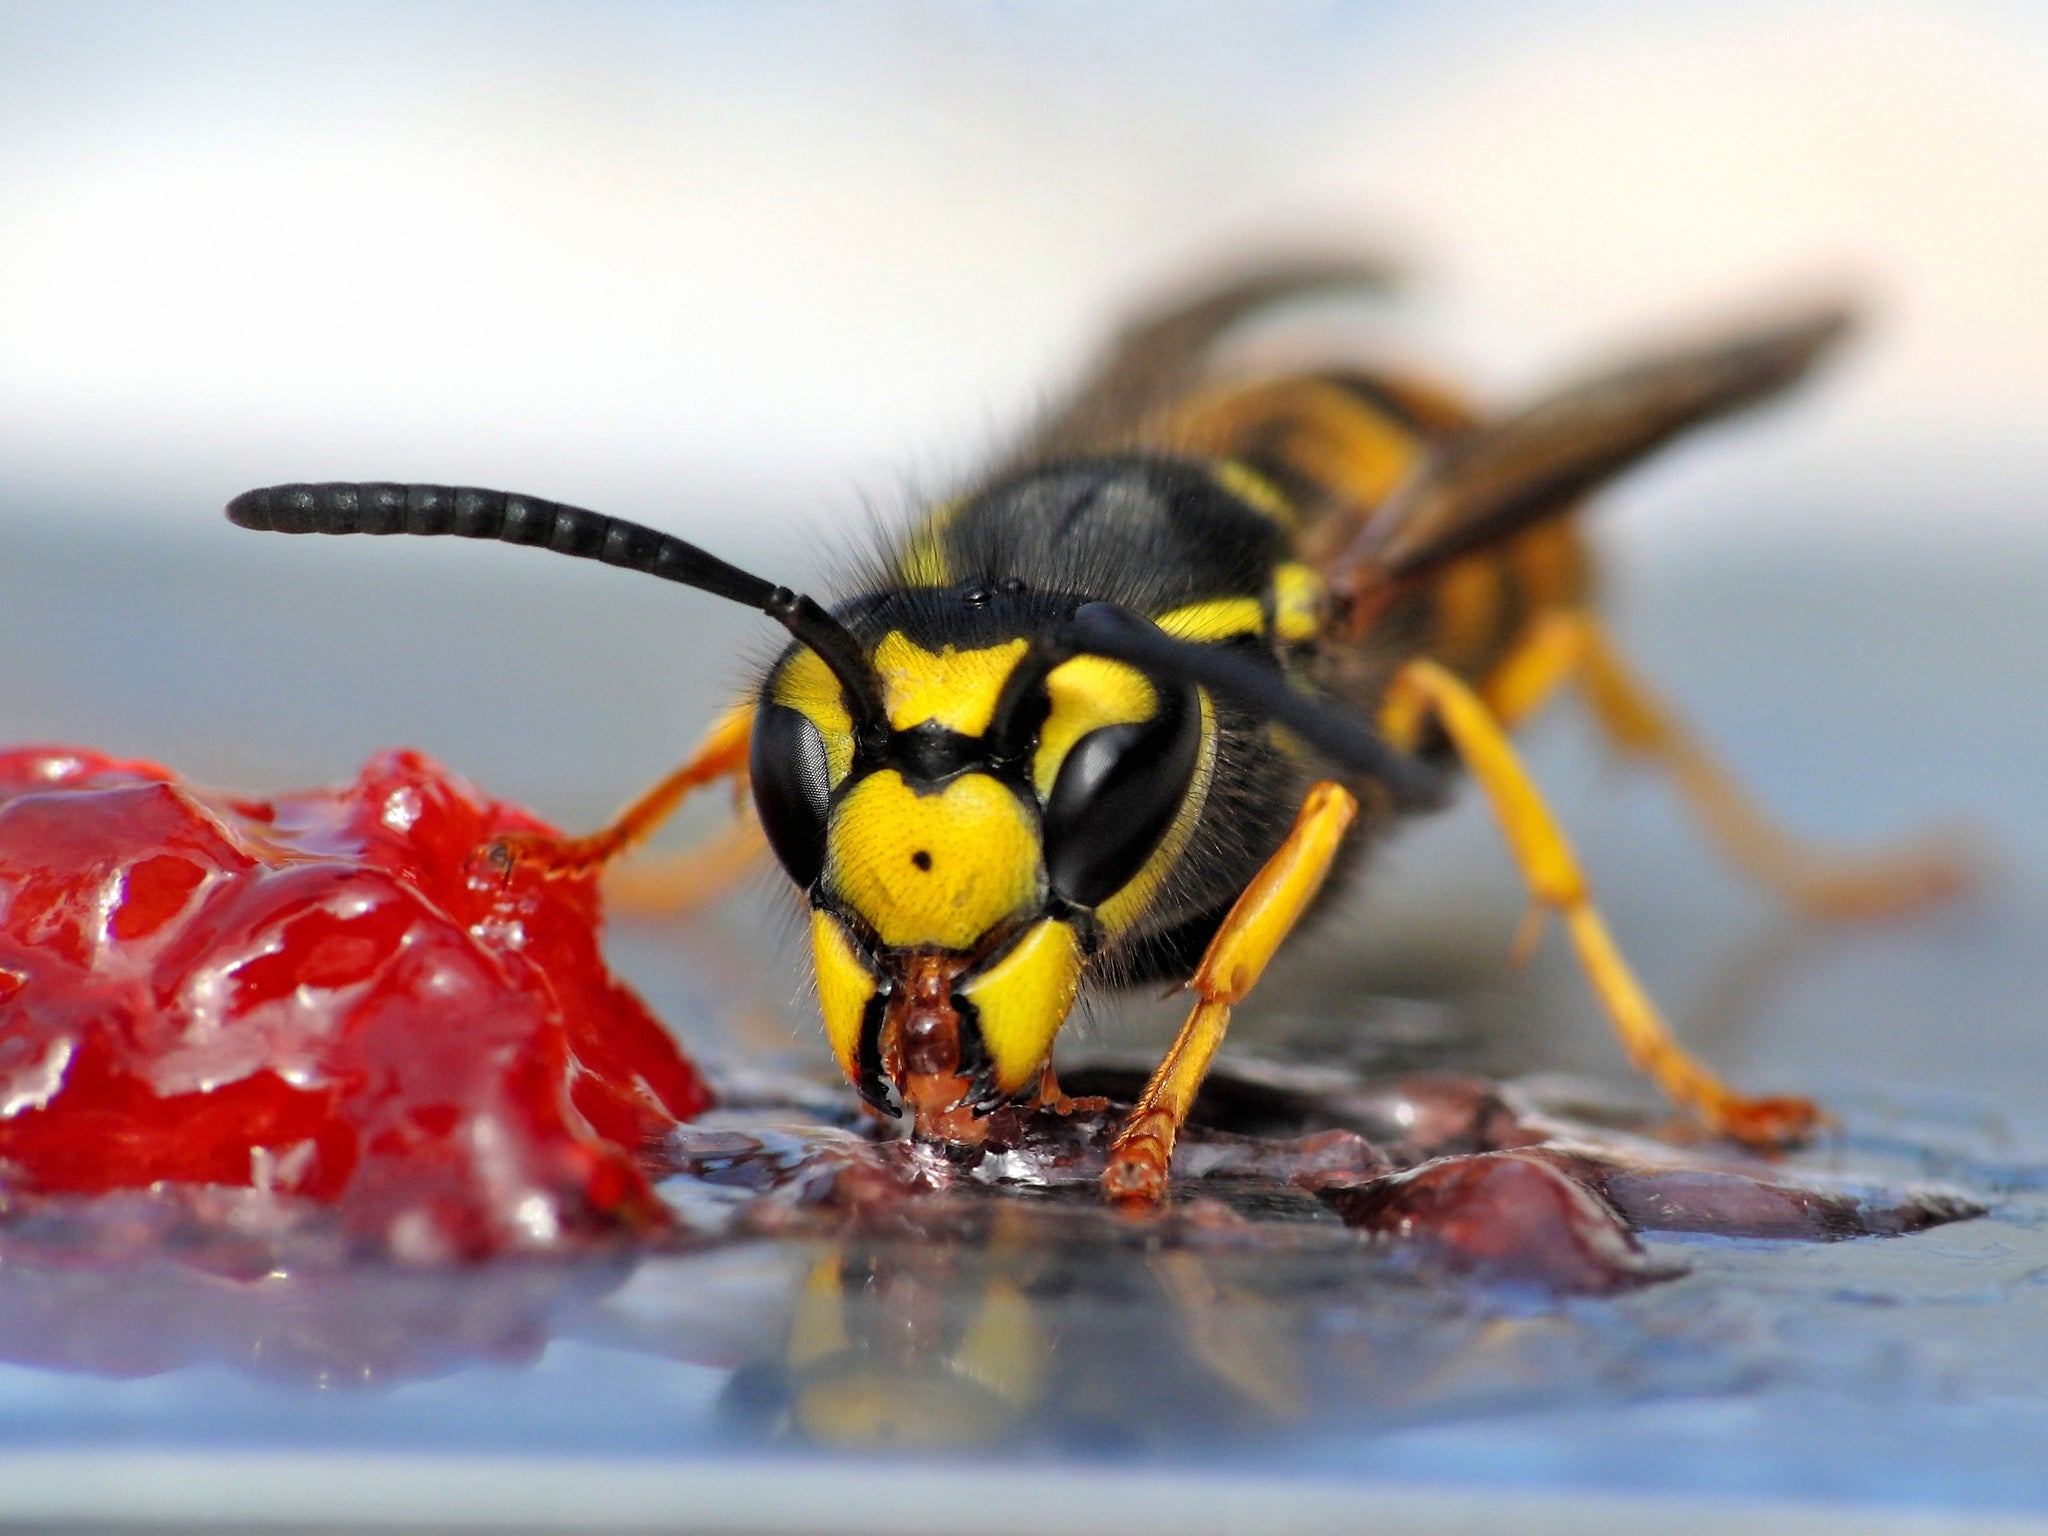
<box><xmin>1041</xmin><ymin>681</ymin><xmax>1201</xmax><ymax>909</ymax></box>
<box><xmin>750</xmin><ymin>702</ymin><xmax>833</xmax><ymax>889</ymax></box>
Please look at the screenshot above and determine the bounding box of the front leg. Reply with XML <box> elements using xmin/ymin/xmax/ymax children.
<box><xmin>1102</xmin><ymin>781</ymin><xmax>1359</xmax><ymax>1206</ymax></box>
<box><xmin>486</xmin><ymin>703</ymin><xmax>754</xmax><ymax>881</ymax></box>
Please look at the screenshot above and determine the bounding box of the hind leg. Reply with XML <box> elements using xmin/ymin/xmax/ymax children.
<box><xmin>1388</xmin><ymin>657</ymin><xmax>1821</xmax><ymax>1148</ymax></box>
<box><xmin>1484</xmin><ymin>611</ymin><xmax>1971</xmax><ymax>920</ymax></box>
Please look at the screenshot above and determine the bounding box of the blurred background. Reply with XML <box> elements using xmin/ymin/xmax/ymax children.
<box><xmin>3</xmin><ymin>1</ymin><xmax>2044</xmax><ymax>541</ymax></box>
<box><xmin>2</xmin><ymin>0</ymin><xmax>2044</xmax><ymax>1104</ymax></box>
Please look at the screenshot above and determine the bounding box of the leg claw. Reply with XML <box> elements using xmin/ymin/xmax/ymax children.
<box><xmin>1102</xmin><ymin>1131</ymin><xmax>1171</xmax><ymax>1206</ymax></box>
<box><xmin>467</xmin><ymin>838</ymin><xmax>520</xmax><ymax>887</ymax></box>
<box><xmin>470</xmin><ymin>831</ymin><xmax>606</xmax><ymax>887</ymax></box>
<box><xmin>1713</xmin><ymin>1094</ymin><xmax>1830</xmax><ymax>1151</ymax></box>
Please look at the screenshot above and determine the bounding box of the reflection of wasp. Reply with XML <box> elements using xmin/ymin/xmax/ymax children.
<box><xmin>722</xmin><ymin>1207</ymin><xmax>1314</xmax><ymax>1449</ymax></box>
<box><xmin>228</xmin><ymin>259</ymin><xmax>1964</xmax><ymax>1204</ymax></box>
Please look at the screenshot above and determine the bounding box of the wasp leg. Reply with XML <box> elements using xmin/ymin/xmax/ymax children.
<box><xmin>1033</xmin><ymin>1061</ymin><xmax>1109</xmax><ymax>1118</ymax></box>
<box><xmin>1390</xmin><ymin>657</ymin><xmax>1821</xmax><ymax>1149</ymax></box>
<box><xmin>1103</xmin><ymin>782</ymin><xmax>1359</xmax><ymax>1206</ymax></box>
<box><xmin>601</xmin><ymin>814</ymin><xmax>766</xmax><ymax>917</ymax></box>
<box><xmin>1488</xmin><ymin>612</ymin><xmax>1971</xmax><ymax>920</ymax></box>
<box><xmin>485</xmin><ymin>703</ymin><xmax>755</xmax><ymax>882</ymax></box>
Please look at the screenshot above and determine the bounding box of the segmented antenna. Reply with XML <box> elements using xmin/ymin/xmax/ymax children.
<box><xmin>226</xmin><ymin>483</ymin><xmax>883</xmax><ymax>739</ymax></box>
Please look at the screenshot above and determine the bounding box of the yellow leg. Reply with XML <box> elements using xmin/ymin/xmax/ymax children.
<box><xmin>488</xmin><ymin>703</ymin><xmax>755</xmax><ymax>881</ymax></box>
<box><xmin>1102</xmin><ymin>781</ymin><xmax>1359</xmax><ymax>1205</ymax></box>
<box><xmin>602</xmin><ymin>815</ymin><xmax>766</xmax><ymax>916</ymax></box>
<box><xmin>1389</xmin><ymin>657</ymin><xmax>1822</xmax><ymax>1149</ymax></box>
<box><xmin>1485</xmin><ymin>612</ymin><xmax>1970</xmax><ymax>921</ymax></box>
<box><xmin>1033</xmin><ymin>1060</ymin><xmax>1109</xmax><ymax>1118</ymax></box>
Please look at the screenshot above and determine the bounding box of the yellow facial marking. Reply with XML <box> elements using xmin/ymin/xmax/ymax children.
<box><xmin>793</xmin><ymin>1357</ymin><xmax>1023</xmax><ymax>1450</ymax></box>
<box><xmin>873</xmin><ymin>634</ymin><xmax>1030</xmax><ymax>737</ymax></box>
<box><xmin>810</xmin><ymin>907</ymin><xmax>882</xmax><ymax>1082</ymax></box>
<box><xmin>1271</xmin><ymin>562</ymin><xmax>1327</xmax><ymax>645</ymax></box>
<box><xmin>1154</xmin><ymin>596</ymin><xmax>1264</xmax><ymax>644</ymax></box>
<box><xmin>827</xmin><ymin>770</ymin><xmax>1041</xmax><ymax>950</ymax></box>
<box><xmin>956</xmin><ymin>917</ymin><xmax>1085</xmax><ymax>1095</ymax></box>
<box><xmin>787</xmin><ymin>1255</ymin><xmax>1045</xmax><ymax>1449</ymax></box>
<box><xmin>1212</xmin><ymin>459</ymin><xmax>1298</xmax><ymax>526</ymax></box>
<box><xmin>772</xmin><ymin>648</ymin><xmax>856</xmax><ymax>783</ymax></box>
<box><xmin>1031</xmin><ymin>655</ymin><xmax>1155</xmax><ymax>798</ymax></box>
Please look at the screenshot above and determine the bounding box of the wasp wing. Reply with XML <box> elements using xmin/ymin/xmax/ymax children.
<box><xmin>1328</xmin><ymin>304</ymin><xmax>1856</xmax><ymax>597</ymax></box>
<box><xmin>1010</xmin><ymin>255</ymin><xmax>1401</xmax><ymax>468</ymax></box>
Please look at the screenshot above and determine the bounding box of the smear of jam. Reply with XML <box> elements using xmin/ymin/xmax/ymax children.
<box><xmin>0</xmin><ymin>746</ymin><xmax>709</xmax><ymax>1261</ymax></box>
<box><xmin>670</xmin><ymin>1064</ymin><xmax>1982</xmax><ymax>1297</ymax></box>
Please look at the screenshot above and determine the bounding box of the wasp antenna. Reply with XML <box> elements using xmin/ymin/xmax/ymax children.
<box><xmin>761</xmin><ymin>589</ymin><xmax>889</xmax><ymax>743</ymax></box>
<box><xmin>1062</xmin><ymin>603</ymin><xmax>1447</xmax><ymax>810</ymax></box>
<box><xmin>227</xmin><ymin>482</ymin><xmax>885</xmax><ymax>735</ymax></box>
<box><xmin>986</xmin><ymin>639</ymin><xmax>1069</xmax><ymax>761</ymax></box>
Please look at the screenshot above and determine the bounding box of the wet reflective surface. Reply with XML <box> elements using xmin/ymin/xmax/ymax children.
<box><xmin>653</xmin><ymin>1060</ymin><xmax>1983</xmax><ymax>1448</ymax></box>
<box><xmin>0</xmin><ymin>1048</ymin><xmax>2009</xmax><ymax>1437</ymax></box>
<box><xmin>2</xmin><ymin>526</ymin><xmax>2048</xmax><ymax>1531</ymax></box>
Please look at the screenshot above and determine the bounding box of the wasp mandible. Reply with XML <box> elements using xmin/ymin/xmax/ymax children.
<box><xmin>228</xmin><ymin>260</ymin><xmax>1966</xmax><ymax>1205</ymax></box>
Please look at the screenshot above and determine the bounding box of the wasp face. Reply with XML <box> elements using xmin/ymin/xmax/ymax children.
<box><xmin>749</xmin><ymin>583</ymin><xmax>1206</xmax><ymax>1141</ymax></box>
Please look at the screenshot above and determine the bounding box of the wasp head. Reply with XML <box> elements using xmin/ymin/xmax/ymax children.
<box><xmin>749</xmin><ymin>580</ymin><xmax>1204</xmax><ymax>1142</ymax></box>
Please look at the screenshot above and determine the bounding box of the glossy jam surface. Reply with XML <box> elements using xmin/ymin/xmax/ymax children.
<box><xmin>0</xmin><ymin>747</ymin><xmax>709</xmax><ymax>1261</ymax></box>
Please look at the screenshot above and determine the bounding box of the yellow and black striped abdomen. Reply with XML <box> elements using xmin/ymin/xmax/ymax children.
<box><xmin>1141</xmin><ymin>366</ymin><xmax>1595</xmax><ymax>711</ymax></box>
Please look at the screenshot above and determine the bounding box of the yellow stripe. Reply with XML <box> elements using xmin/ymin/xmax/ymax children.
<box><xmin>1097</xmin><ymin>692</ymin><xmax>1217</xmax><ymax>935</ymax></box>
<box><xmin>1154</xmin><ymin>596</ymin><xmax>1264</xmax><ymax>644</ymax></box>
<box><xmin>1212</xmin><ymin>459</ymin><xmax>1297</xmax><ymax>527</ymax></box>
<box><xmin>1160</xmin><ymin>377</ymin><xmax>1422</xmax><ymax>510</ymax></box>
<box><xmin>1271</xmin><ymin>562</ymin><xmax>1326</xmax><ymax>644</ymax></box>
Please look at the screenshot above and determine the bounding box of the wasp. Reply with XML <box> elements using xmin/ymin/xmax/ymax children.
<box><xmin>227</xmin><ymin>260</ymin><xmax>1965</xmax><ymax>1205</ymax></box>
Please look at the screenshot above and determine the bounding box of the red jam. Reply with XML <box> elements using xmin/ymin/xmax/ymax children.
<box><xmin>0</xmin><ymin>746</ymin><xmax>709</xmax><ymax>1261</ymax></box>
